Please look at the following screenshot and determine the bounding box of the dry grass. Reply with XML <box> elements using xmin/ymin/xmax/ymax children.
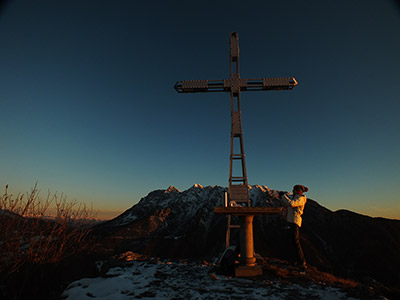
<box><xmin>0</xmin><ymin>183</ymin><xmax>96</xmax><ymax>274</ymax></box>
<box><xmin>258</xmin><ymin>256</ymin><xmax>359</xmax><ymax>289</ymax></box>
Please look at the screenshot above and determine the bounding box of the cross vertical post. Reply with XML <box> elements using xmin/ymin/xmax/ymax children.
<box><xmin>228</xmin><ymin>32</ymin><xmax>250</xmax><ymax>208</ymax></box>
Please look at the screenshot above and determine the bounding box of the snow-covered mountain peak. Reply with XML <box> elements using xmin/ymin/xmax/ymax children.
<box><xmin>165</xmin><ymin>185</ymin><xmax>181</xmax><ymax>193</ymax></box>
<box><xmin>251</xmin><ymin>184</ymin><xmax>272</xmax><ymax>193</ymax></box>
<box><xmin>192</xmin><ymin>183</ymin><xmax>204</xmax><ymax>189</ymax></box>
<box><xmin>106</xmin><ymin>185</ymin><xmax>282</xmax><ymax>229</ymax></box>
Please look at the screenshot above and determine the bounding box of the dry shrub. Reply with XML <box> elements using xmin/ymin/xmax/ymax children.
<box><xmin>0</xmin><ymin>183</ymin><xmax>96</xmax><ymax>274</ymax></box>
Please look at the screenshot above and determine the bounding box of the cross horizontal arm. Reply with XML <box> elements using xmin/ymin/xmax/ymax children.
<box><xmin>174</xmin><ymin>77</ymin><xmax>297</xmax><ymax>93</ymax></box>
<box><xmin>243</xmin><ymin>77</ymin><xmax>297</xmax><ymax>91</ymax></box>
<box><xmin>174</xmin><ymin>80</ymin><xmax>226</xmax><ymax>93</ymax></box>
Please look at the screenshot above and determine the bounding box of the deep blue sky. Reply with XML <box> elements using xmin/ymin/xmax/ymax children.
<box><xmin>1</xmin><ymin>0</ymin><xmax>399</xmax><ymax>219</ymax></box>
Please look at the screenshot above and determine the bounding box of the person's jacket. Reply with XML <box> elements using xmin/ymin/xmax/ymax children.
<box><xmin>280</xmin><ymin>193</ymin><xmax>307</xmax><ymax>227</ymax></box>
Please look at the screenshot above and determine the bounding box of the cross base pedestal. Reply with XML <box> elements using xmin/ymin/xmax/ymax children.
<box><xmin>235</xmin><ymin>265</ymin><xmax>263</xmax><ymax>277</ymax></box>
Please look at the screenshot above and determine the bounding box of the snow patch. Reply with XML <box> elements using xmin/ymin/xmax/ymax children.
<box><xmin>118</xmin><ymin>213</ymin><xmax>137</xmax><ymax>225</ymax></box>
<box><xmin>62</xmin><ymin>258</ymin><xmax>367</xmax><ymax>300</ymax></box>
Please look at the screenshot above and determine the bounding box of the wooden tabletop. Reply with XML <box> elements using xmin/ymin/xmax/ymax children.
<box><xmin>214</xmin><ymin>206</ymin><xmax>283</xmax><ymax>216</ymax></box>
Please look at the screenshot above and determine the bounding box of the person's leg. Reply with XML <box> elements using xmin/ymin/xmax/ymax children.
<box><xmin>291</xmin><ymin>223</ymin><xmax>306</xmax><ymax>267</ymax></box>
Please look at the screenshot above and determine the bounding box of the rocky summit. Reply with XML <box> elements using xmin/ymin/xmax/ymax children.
<box><xmin>95</xmin><ymin>184</ymin><xmax>400</xmax><ymax>297</ymax></box>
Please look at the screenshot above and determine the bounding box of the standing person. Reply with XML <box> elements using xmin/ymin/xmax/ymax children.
<box><xmin>279</xmin><ymin>185</ymin><xmax>308</xmax><ymax>270</ymax></box>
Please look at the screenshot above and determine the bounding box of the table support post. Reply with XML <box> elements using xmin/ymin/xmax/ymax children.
<box><xmin>235</xmin><ymin>214</ymin><xmax>262</xmax><ymax>277</ymax></box>
<box><xmin>240</xmin><ymin>215</ymin><xmax>256</xmax><ymax>266</ymax></box>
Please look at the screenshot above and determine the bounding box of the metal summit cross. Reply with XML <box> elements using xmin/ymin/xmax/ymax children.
<box><xmin>174</xmin><ymin>32</ymin><xmax>297</xmax><ymax>276</ymax></box>
<box><xmin>174</xmin><ymin>32</ymin><xmax>297</xmax><ymax>206</ymax></box>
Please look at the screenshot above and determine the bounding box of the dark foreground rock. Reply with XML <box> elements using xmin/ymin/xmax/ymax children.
<box><xmin>0</xmin><ymin>253</ymin><xmax>99</xmax><ymax>300</ymax></box>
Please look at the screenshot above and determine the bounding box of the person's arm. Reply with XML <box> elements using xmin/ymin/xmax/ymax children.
<box><xmin>285</xmin><ymin>195</ymin><xmax>306</xmax><ymax>207</ymax></box>
<box><xmin>280</xmin><ymin>193</ymin><xmax>291</xmax><ymax>206</ymax></box>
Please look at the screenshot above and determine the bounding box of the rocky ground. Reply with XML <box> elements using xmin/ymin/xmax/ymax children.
<box><xmin>61</xmin><ymin>252</ymin><xmax>388</xmax><ymax>300</ymax></box>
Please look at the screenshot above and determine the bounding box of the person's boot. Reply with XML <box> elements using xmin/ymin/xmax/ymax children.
<box><xmin>300</xmin><ymin>261</ymin><xmax>307</xmax><ymax>272</ymax></box>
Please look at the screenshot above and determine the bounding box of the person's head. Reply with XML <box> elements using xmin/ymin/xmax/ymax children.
<box><xmin>293</xmin><ymin>185</ymin><xmax>309</xmax><ymax>195</ymax></box>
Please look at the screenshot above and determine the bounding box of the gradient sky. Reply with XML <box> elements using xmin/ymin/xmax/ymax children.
<box><xmin>1</xmin><ymin>0</ymin><xmax>399</xmax><ymax>220</ymax></box>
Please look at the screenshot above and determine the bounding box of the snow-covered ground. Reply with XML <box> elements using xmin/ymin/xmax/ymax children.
<box><xmin>62</xmin><ymin>253</ymin><xmax>366</xmax><ymax>300</ymax></box>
